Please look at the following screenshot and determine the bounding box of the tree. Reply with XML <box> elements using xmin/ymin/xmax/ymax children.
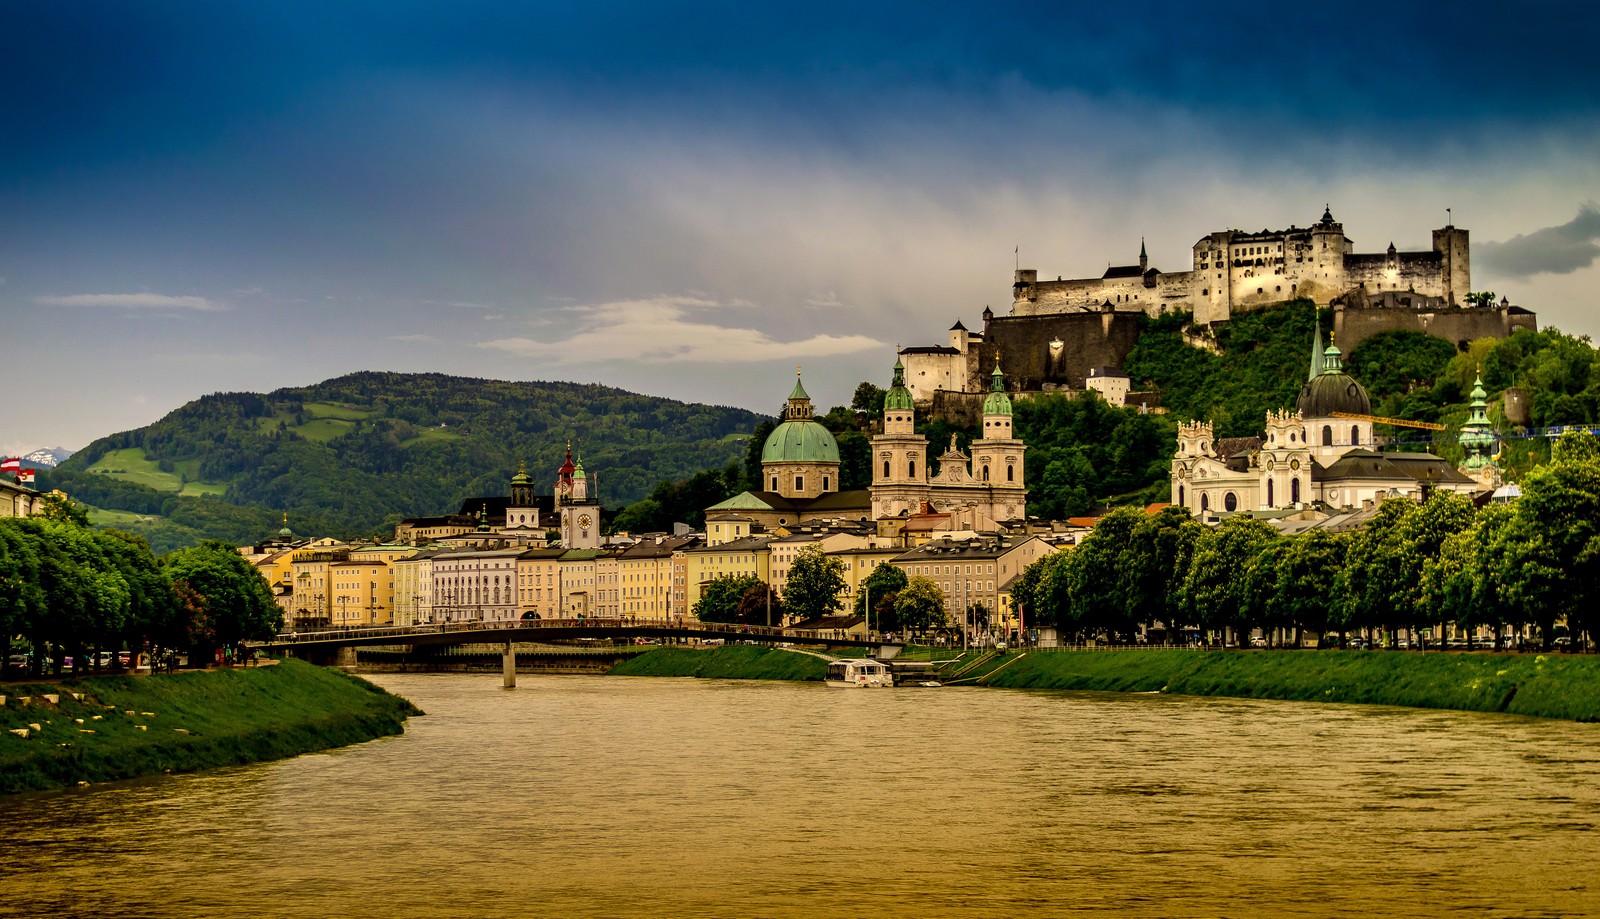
<box><xmin>1391</xmin><ymin>492</ymin><xmax>1477</xmax><ymax>646</ymax></box>
<box><xmin>894</xmin><ymin>576</ymin><xmax>947</xmax><ymax>634</ymax></box>
<box><xmin>782</xmin><ymin>546</ymin><xmax>848</xmax><ymax>623</ymax></box>
<box><xmin>1336</xmin><ymin>499</ymin><xmax>1417</xmax><ymax>645</ymax></box>
<box><xmin>693</xmin><ymin>573</ymin><xmax>764</xmax><ymax>624</ymax></box>
<box><xmin>732</xmin><ymin>581</ymin><xmax>785</xmax><ymax>626</ymax></box>
<box><xmin>1181</xmin><ymin>517</ymin><xmax>1277</xmax><ymax>645</ymax></box>
<box><xmin>1465</xmin><ymin>290</ymin><xmax>1498</xmax><ymax>308</ymax></box>
<box><xmin>851</xmin><ymin>381</ymin><xmax>885</xmax><ymax>420</ymax></box>
<box><xmin>1272</xmin><ymin>530</ymin><xmax>1349</xmax><ymax>643</ymax></box>
<box><xmin>1514</xmin><ymin>432</ymin><xmax>1600</xmax><ymax>649</ymax></box>
<box><xmin>1125</xmin><ymin>507</ymin><xmax>1206</xmax><ymax>639</ymax></box>
<box><xmin>853</xmin><ymin>563</ymin><xmax>908</xmax><ymax>632</ymax></box>
<box><xmin>162</xmin><ymin>540</ymin><xmax>283</xmax><ymax>662</ymax></box>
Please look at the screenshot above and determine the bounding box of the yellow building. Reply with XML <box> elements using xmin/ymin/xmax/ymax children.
<box><xmin>391</xmin><ymin>547</ymin><xmax>446</xmax><ymax>626</ymax></box>
<box><xmin>515</xmin><ymin>547</ymin><xmax>567</xmax><ymax>619</ymax></box>
<box><xmin>682</xmin><ymin>536</ymin><xmax>772</xmax><ymax>614</ymax></box>
<box><xmin>891</xmin><ymin>535</ymin><xmax>1058</xmax><ymax>641</ymax></box>
<box><xmin>557</xmin><ymin>549</ymin><xmax>604</xmax><ymax>617</ymax></box>
<box><xmin>328</xmin><ymin>545</ymin><xmax>413</xmax><ymax>626</ymax></box>
<box><xmin>614</xmin><ymin>536</ymin><xmax>696</xmax><ymax>620</ymax></box>
<box><xmin>828</xmin><ymin>545</ymin><xmax>904</xmax><ymax>610</ymax></box>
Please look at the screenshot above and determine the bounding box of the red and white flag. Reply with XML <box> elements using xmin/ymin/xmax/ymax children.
<box><xmin>18</xmin><ymin>469</ymin><xmax>36</xmax><ymax>484</ymax></box>
<box><xmin>0</xmin><ymin>458</ymin><xmax>19</xmax><ymax>473</ymax></box>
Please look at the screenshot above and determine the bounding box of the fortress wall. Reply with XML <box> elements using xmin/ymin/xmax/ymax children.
<box><xmin>1333</xmin><ymin>305</ymin><xmax>1537</xmax><ymax>354</ymax></box>
<box><xmin>978</xmin><ymin>312</ymin><xmax>1144</xmax><ymax>392</ymax></box>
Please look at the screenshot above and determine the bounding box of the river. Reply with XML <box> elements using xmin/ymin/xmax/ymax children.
<box><xmin>2</xmin><ymin>674</ymin><xmax>1597</xmax><ymax>917</ymax></box>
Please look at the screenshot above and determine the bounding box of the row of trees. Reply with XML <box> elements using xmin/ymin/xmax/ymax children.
<box><xmin>0</xmin><ymin>509</ymin><xmax>282</xmax><ymax>678</ymax></box>
<box><xmin>1012</xmin><ymin>432</ymin><xmax>1600</xmax><ymax>651</ymax></box>
<box><xmin>689</xmin><ymin>546</ymin><xmax>954</xmax><ymax>635</ymax></box>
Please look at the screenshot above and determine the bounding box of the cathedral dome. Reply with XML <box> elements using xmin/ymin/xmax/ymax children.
<box><xmin>1297</xmin><ymin>372</ymin><xmax>1370</xmax><ymax>418</ymax></box>
<box><xmin>761</xmin><ymin>420</ymin><xmax>840</xmax><ymax>465</ymax></box>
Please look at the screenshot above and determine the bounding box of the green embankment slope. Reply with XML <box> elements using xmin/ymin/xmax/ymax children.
<box><xmin>610</xmin><ymin>646</ymin><xmax>827</xmax><ymax>681</ymax></box>
<box><xmin>972</xmin><ymin>650</ymin><xmax>1600</xmax><ymax>721</ymax></box>
<box><xmin>1</xmin><ymin>660</ymin><xmax>421</xmax><ymax>795</ymax></box>
<box><xmin>611</xmin><ymin>646</ymin><xmax>1600</xmax><ymax>721</ymax></box>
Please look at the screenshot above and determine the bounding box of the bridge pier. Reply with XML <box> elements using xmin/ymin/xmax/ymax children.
<box><xmin>502</xmin><ymin>641</ymin><xmax>516</xmax><ymax>689</ymax></box>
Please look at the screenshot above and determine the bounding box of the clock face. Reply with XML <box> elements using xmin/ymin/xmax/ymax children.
<box><xmin>578</xmin><ymin>513</ymin><xmax>592</xmax><ymax>530</ymax></box>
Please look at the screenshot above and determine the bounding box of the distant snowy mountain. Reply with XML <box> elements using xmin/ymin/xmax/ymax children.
<box><xmin>21</xmin><ymin>447</ymin><xmax>73</xmax><ymax>468</ymax></box>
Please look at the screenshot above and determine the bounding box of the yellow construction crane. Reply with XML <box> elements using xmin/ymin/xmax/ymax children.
<box><xmin>1330</xmin><ymin>411</ymin><xmax>1446</xmax><ymax>431</ymax></box>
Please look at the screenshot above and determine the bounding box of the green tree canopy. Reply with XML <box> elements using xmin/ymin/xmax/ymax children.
<box><xmin>782</xmin><ymin>546</ymin><xmax>847</xmax><ymax>623</ymax></box>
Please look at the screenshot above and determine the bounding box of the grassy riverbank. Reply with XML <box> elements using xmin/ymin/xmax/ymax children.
<box><xmin>1</xmin><ymin>659</ymin><xmax>421</xmax><ymax>795</ymax></box>
<box><xmin>971</xmin><ymin>649</ymin><xmax>1600</xmax><ymax>721</ymax></box>
<box><xmin>609</xmin><ymin>645</ymin><xmax>827</xmax><ymax>681</ymax></box>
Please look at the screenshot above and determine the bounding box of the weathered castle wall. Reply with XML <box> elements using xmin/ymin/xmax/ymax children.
<box><xmin>978</xmin><ymin>311</ymin><xmax>1144</xmax><ymax>392</ymax></box>
<box><xmin>1333</xmin><ymin>304</ymin><xmax>1536</xmax><ymax>354</ymax></box>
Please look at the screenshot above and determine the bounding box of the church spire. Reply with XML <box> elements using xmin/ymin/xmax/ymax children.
<box><xmin>1309</xmin><ymin>311</ymin><xmax>1325</xmax><ymax>381</ymax></box>
<box><xmin>1139</xmin><ymin>237</ymin><xmax>1148</xmax><ymax>272</ymax></box>
<box><xmin>786</xmin><ymin>367</ymin><xmax>814</xmax><ymax>420</ymax></box>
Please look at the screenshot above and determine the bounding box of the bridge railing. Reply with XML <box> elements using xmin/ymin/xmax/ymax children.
<box><xmin>265</xmin><ymin>617</ymin><xmax>900</xmax><ymax>646</ymax></box>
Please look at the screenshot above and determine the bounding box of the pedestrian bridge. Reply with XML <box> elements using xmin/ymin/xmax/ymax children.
<box><xmin>254</xmin><ymin>618</ymin><xmax>904</xmax><ymax>683</ymax></box>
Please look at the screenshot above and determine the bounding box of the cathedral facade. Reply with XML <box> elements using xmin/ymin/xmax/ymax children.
<box><xmin>1169</xmin><ymin>326</ymin><xmax>1478</xmax><ymax>515</ymax></box>
<box><xmin>869</xmin><ymin>359</ymin><xmax>1028</xmax><ymax>528</ymax></box>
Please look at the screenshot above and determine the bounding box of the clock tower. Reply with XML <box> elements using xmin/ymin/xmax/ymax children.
<box><xmin>555</xmin><ymin>445</ymin><xmax>602</xmax><ymax>549</ymax></box>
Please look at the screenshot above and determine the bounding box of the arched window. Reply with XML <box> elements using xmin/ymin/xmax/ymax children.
<box><xmin>1351</xmin><ymin>425</ymin><xmax>1360</xmax><ymax>446</ymax></box>
<box><xmin>909</xmin><ymin>460</ymin><xmax>916</xmax><ymax>478</ymax></box>
<box><xmin>1201</xmin><ymin>493</ymin><xmax>1209</xmax><ymax>512</ymax></box>
<box><xmin>1007</xmin><ymin>465</ymin><xmax>1014</xmax><ymax>482</ymax></box>
<box><xmin>1267</xmin><ymin>479</ymin><xmax>1275</xmax><ymax>507</ymax></box>
<box><xmin>1179</xmin><ymin>484</ymin><xmax>1186</xmax><ymax>506</ymax></box>
<box><xmin>1291</xmin><ymin>477</ymin><xmax>1301</xmax><ymax>504</ymax></box>
<box><xmin>1224</xmin><ymin>492</ymin><xmax>1238</xmax><ymax>512</ymax></box>
<box><xmin>982</xmin><ymin>466</ymin><xmax>990</xmax><ymax>481</ymax></box>
<box><xmin>1322</xmin><ymin>425</ymin><xmax>1333</xmax><ymax>446</ymax></box>
<box><xmin>884</xmin><ymin>460</ymin><xmax>891</xmax><ymax>478</ymax></box>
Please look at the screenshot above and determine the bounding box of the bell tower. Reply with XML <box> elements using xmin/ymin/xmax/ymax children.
<box><xmin>870</xmin><ymin>357</ymin><xmax>929</xmax><ymax>519</ymax></box>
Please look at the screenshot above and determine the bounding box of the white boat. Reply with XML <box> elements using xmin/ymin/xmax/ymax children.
<box><xmin>825</xmin><ymin>658</ymin><xmax>892</xmax><ymax>688</ymax></box>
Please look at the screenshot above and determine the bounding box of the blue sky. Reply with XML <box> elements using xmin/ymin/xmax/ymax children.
<box><xmin>3</xmin><ymin>1</ymin><xmax>1598</xmax><ymax>456</ymax></box>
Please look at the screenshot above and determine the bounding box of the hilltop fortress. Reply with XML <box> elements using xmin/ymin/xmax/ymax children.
<box><xmin>901</xmin><ymin>207</ymin><xmax>1535</xmax><ymax>408</ymax></box>
<box><xmin>1014</xmin><ymin>206</ymin><xmax>1467</xmax><ymax>324</ymax></box>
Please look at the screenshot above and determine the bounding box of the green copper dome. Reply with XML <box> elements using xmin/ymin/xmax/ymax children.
<box><xmin>982</xmin><ymin>364</ymin><xmax>1013</xmax><ymax>416</ymax></box>
<box><xmin>884</xmin><ymin>357</ymin><xmax>915</xmax><ymax>412</ymax></box>
<box><xmin>762</xmin><ymin>420</ymin><xmax>840</xmax><ymax>465</ymax></box>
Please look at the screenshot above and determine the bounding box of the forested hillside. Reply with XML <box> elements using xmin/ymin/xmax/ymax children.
<box><xmin>42</xmin><ymin>372</ymin><xmax>765</xmax><ymax>552</ymax></box>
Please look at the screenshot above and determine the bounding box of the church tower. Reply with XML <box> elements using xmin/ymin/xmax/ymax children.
<box><xmin>870</xmin><ymin>357</ymin><xmax>930</xmax><ymax>519</ymax></box>
<box><xmin>555</xmin><ymin>445</ymin><xmax>601</xmax><ymax>549</ymax></box>
<box><xmin>505</xmin><ymin>460</ymin><xmax>540</xmax><ymax>531</ymax></box>
<box><xmin>968</xmin><ymin>364</ymin><xmax>1028</xmax><ymax>521</ymax></box>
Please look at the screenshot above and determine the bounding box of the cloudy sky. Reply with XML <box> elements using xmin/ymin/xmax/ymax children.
<box><xmin>3</xmin><ymin>2</ymin><xmax>1598</xmax><ymax>457</ymax></box>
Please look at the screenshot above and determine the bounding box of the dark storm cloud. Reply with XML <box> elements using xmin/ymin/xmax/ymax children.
<box><xmin>1479</xmin><ymin>206</ymin><xmax>1600</xmax><ymax>279</ymax></box>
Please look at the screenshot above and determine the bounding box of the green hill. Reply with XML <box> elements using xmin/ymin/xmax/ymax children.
<box><xmin>42</xmin><ymin>372</ymin><xmax>767</xmax><ymax>552</ymax></box>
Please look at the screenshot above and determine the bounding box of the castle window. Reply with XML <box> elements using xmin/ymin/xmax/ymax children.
<box><xmin>1322</xmin><ymin>425</ymin><xmax>1333</xmax><ymax>446</ymax></box>
<box><xmin>884</xmin><ymin>460</ymin><xmax>891</xmax><ymax>477</ymax></box>
<box><xmin>1007</xmin><ymin>465</ymin><xmax>1014</xmax><ymax>482</ymax></box>
<box><xmin>909</xmin><ymin>460</ymin><xmax>916</xmax><ymax>478</ymax></box>
<box><xmin>1351</xmin><ymin>425</ymin><xmax>1360</xmax><ymax>445</ymax></box>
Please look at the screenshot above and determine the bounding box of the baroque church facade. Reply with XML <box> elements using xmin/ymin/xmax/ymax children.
<box><xmin>1170</xmin><ymin>325</ymin><xmax>1478</xmax><ymax>515</ymax></box>
<box><xmin>705</xmin><ymin>365</ymin><xmax>1030</xmax><ymax>530</ymax></box>
<box><xmin>869</xmin><ymin>358</ymin><xmax>1028</xmax><ymax>528</ymax></box>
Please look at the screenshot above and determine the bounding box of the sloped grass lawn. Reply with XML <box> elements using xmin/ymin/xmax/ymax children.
<box><xmin>610</xmin><ymin>645</ymin><xmax>827</xmax><ymax>682</ymax></box>
<box><xmin>1</xmin><ymin>660</ymin><xmax>421</xmax><ymax>794</ymax></box>
<box><xmin>981</xmin><ymin>649</ymin><xmax>1600</xmax><ymax>721</ymax></box>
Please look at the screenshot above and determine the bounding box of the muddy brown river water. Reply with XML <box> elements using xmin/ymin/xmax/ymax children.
<box><xmin>2</xmin><ymin>674</ymin><xmax>1596</xmax><ymax>917</ymax></box>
